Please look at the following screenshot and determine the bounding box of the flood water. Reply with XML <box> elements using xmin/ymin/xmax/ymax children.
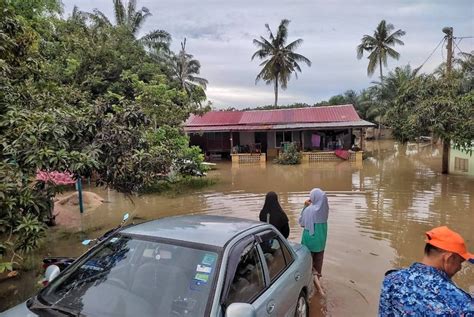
<box><xmin>1</xmin><ymin>140</ymin><xmax>473</xmax><ymax>316</ymax></box>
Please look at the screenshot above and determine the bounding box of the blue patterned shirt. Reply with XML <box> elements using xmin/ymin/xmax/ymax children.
<box><xmin>379</xmin><ymin>262</ymin><xmax>473</xmax><ymax>316</ymax></box>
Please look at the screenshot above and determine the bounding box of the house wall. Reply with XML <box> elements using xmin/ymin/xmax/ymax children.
<box><xmin>239</xmin><ymin>132</ymin><xmax>254</xmax><ymax>145</ymax></box>
<box><xmin>449</xmin><ymin>146</ymin><xmax>474</xmax><ymax>176</ymax></box>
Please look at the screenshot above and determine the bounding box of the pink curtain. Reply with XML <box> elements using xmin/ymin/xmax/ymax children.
<box><xmin>311</xmin><ymin>134</ymin><xmax>321</xmax><ymax>147</ymax></box>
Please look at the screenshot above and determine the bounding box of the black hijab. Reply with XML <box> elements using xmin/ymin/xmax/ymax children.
<box><xmin>259</xmin><ymin>191</ymin><xmax>289</xmax><ymax>229</ymax></box>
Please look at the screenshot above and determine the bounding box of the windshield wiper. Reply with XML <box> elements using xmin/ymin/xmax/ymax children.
<box><xmin>27</xmin><ymin>296</ymin><xmax>84</xmax><ymax>317</ymax></box>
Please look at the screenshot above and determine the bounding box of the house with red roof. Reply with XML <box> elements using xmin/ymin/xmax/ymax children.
<box><xmin>184</xmin><ymin>104</ymin><xmax>374</xmax><ymax>162</ymax></box>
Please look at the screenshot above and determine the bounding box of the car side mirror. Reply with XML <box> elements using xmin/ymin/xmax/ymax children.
<box><xmin>225</xmin><ymin>303</ymin><xmax>256</xmax><ymax>317</ymax></box>
<box><xmin>45</xmin><ymin>265</ymin><xmax>60</xmax><ymax>283</ymax></box>
<box><xmin>122</xmin><ymin>213</ymin><xmax>129</xmax><ymax>222</ymax></box>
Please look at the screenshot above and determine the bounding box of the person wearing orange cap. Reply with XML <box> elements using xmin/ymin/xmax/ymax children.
<box><xmin>378</xmin><ymin>226</ymin><xmax>473</xmax><ymax>316</ymax></box>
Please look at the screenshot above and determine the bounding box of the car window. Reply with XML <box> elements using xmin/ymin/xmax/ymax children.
<box><xmin>259</xmin><ymin>236</ymin><xmax>291</xmax><ymax>283</ymax></box>
<box><xmin>280</xmin><ymin>238</ymin><xmax>294</xmax><ymax>265</ymax></box>
<box><xmin>39</xmin><ymin>235</ymin><xmax>219</xmax><ymax>317</ymax></box>
<box><xmin>225</xmin><ymin>243</ymin><xmax>265</xmax><ymax>305</ymax></box>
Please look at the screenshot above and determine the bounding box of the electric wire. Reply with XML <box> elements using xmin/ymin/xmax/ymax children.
<box><xmin>415</xmin><ymin>37</ymin><xmax>445</xmax><ymax>72</ymax></box>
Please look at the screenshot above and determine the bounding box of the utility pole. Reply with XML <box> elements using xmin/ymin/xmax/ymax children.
<box><xmin>441</xmin><ymin>27</ymin><xmax>453</xmax><ymax>174</ymax></box>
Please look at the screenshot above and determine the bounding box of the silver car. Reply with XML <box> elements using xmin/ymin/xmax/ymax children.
<box><xmin>2</xmin><ymin>215</ymin><xmax>314</xmax><ymax>317</ymax></box>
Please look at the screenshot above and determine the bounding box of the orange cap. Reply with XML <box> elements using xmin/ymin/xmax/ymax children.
<box><xmin>425</xmin><ymin>226</ymin><xmax>474</xmax><ymax>262</ymax></box>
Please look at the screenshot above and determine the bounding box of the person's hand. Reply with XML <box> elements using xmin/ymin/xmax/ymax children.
<box><xmin>304</xmin><ymin>199</ymin><xmax>311</xmax><ymax>207</ymax></box>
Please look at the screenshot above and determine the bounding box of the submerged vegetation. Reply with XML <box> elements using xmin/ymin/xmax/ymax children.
<box><xmin>275</xmin><ymin>143</ymin><xmax>302</xmax><ymax>165</ymax></box>
<box><xmin>141</xmin><ymin>176</ymin><xmax>217</xmax><ymax>196</ymax></box>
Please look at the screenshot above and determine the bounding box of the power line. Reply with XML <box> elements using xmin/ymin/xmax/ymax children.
<box><xmin>453</xmin><ymin>39</ymin><xmax>468</xmax><ymax>56</ymax></box>
<box><xmin>415</xmin><ymin>37</ymin><xmax>445</xmax><ymax>72</ymax></box>
<box><xmin>441</xmin><ymin>38</ymin><xmax>445</xmax><ymax>61</ymax></box>
<box><xmin>454</xmin><ymin>36</ymin><xmax>474</xmax><ymax>39</ymax></box>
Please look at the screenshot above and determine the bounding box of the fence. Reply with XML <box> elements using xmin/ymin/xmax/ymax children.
<box><xmin>231</xmin><ymin>153</ymin><xmax>266</xmax><ymax>164</ymax></box>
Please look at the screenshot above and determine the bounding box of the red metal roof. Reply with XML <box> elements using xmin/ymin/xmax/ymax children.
<box><xmin>185</xmin><ymin>104</ymin><xmax>363</xmax><ymax>127</ymax></box>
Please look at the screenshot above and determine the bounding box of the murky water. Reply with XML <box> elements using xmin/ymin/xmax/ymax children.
<box><xmin>1</xmin><ymin>140</ymin><xmax>473</xmax><ymax>316</ymax></box>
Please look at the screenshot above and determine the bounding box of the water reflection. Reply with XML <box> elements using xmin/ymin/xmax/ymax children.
<box><xmin>1</xmin><ymin>141</ymin><xmax>473</xmax><ymax>316</ymax></box>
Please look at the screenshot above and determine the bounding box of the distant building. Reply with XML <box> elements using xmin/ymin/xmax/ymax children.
<box><xmin>184</xmin><ymin>104</ymin><xmax>374</xmax><ymax>162</ymax></box>
<box><xmin>449</xmin><ymin>143</ymin><xmax>474</xmax><ymax>176</ymax></box>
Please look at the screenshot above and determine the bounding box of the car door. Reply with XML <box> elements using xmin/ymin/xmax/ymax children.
<box><xmin>221</xmin><ymin>240</ymin><xmax>269</xmax><ymax>316</ymax></box>
<box><xmin>256</xmin><ymin>230</ymin><xmax>300</xmax><ymax>317</ymax></box>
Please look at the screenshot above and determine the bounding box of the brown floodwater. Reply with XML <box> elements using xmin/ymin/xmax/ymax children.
<box><xmin>1</xmin><ymin>140</ymin><xmax>473</xmax><ymax>315</ymax></box>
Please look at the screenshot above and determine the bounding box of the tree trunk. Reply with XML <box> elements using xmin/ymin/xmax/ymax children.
<box><xmin>379</xmin><ymin>57</ymin><xmax>383</xmax><ymax>83</ymax></box>
<box><xmin>377</xmin><ymin>57</ymin><xmax>384</xmax><ymax>140</ymax></box>
<box><xmin>274</xmin><ymin>79</ymin><xmax>278</xmax><ymax>107</ymax></box>
<box><xmin>442</xmin><ymin>138</ymin><xmax>450</xmax><ymax>174</ymax></box>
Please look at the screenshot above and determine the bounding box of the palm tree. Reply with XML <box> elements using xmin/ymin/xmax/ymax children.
<box><xmin>370</xmin><ymin>65</ymin><xmax>418</xmax><ymax>138</ymax></box>
<box><xmin>171</xmin><ymin>38</ymin><xmax>208</xmax><ymax>97</ymax></box>
<box><xmin>357</xmin><ymin>20</ymin><xmax>405</xmax><ymax>81</ymax></box>
<box><xmin>252</xmin><ymin>19</ymin><xmax>311</xmax><ymax>106</ymax></box>
<box><xmin>88</xmin><ymin>0</ymin><xmax>170</xmax><ymax>51</ymax></box>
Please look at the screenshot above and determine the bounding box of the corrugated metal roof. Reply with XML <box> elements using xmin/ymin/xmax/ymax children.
<box><xmin>185</xmin><ymin>111</ymin><xmax>243</xmax><ymax>126</ymax></box>
<box><xmin>240</xmin><ymin>104</ymin><xmax>360</xmax><ymax>124</ymax></box>
<box><xmin>184</xmin><ymin>120</ymin><xmax>375</xmax><ymax>133</ymax></box>
<box><xmin>185</xmin><ymin>104</ymin><xmax>364</xmax><ymax>128</ymax></box>
<box><xmin>187</xmin><ymin>111</ymin><xmax>243</xmax><ymax>126</ymax></box>
<box><xmin>271</xmin><ymin>120</ymin><xmax>375</xmax><ymax>129</ymax></box>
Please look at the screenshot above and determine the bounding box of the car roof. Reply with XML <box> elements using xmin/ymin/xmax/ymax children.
<box><xmin>120</xmin><ymin>214</ymin><xmax>267</xmax><ymax>247</ymax></box>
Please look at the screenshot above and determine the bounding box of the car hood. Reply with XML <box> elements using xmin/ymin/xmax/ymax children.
<box><xmin>1</xmin><ymin>302</ymin><xmax>37</xmax><ymax>317</ymax></box>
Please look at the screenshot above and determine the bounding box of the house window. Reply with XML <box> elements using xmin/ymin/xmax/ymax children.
<box><xmin>454</xmin><ymin>157</ymin><xmax>469</xmax><ymax>172</ymax></box>
<box><xmin>275</xmin><ymin>131</ymin><xmax>293</xmax><ymax>148</ymax></box>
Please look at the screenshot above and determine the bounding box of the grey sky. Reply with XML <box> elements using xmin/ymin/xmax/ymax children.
<box><xmin>62</xmin><ymin>0</ymin><xmax>474</xmax><ymax>108</ymax></box>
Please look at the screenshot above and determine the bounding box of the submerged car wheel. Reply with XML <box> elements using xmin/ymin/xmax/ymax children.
<box><xmin>295</xmin><ymin>290</ymin><xmax>308</xmax><ymax>317</ymax></box>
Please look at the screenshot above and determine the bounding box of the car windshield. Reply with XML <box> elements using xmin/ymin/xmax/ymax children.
<box><xmin>38</xmin><ymin>235</ymin><xmax>219</xmax><ymax>317</ymax></box>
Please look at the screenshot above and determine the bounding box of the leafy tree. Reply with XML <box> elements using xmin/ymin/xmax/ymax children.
<box><xmin>328</xmin><ymin>94</ymin><xmax>346</xmax><ymax>105</ymax></box>
<box><xmin>369</xmin><ymin>65</ymin><xmax>419</xmax><ymax>137</ymax></box>
<box><xmin>357</xmin><ymin>20</ymin><xmax>405</xmax><ymax>81</ymax></box>
<box><xmin>252</xmin><ymin>19</ymin><xmax>311</xmax><ymax>106</ymax></box>
<box><xmin>0</xmin><ymin>0</ymin><xmax>210</xmax><ymax>270</ymax></box>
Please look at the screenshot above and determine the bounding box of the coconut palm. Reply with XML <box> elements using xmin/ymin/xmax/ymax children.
<box><xmin>252</xmin><ymin>19</ymin><xmax>311</xmax><ymax>106</ymax></box>
<box><xmin>171</xmin><ymin>38</ymin><xmax>208</xmax><ymax>95</ymax></box>
<box><xmin>88</xmin><ymin>0</ymin><xmax>170</xmax><ymax>51</ymax></box>
<box><xmin>357</xmin><ymin>20</ymin><xmax>405</xmax><ymax>81</ymax></box>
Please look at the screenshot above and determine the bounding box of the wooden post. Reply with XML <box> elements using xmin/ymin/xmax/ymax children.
<box><xmin>360</xmin><ymin>128</ymin><xmax>365</xmax><ymax>151</ymax></box>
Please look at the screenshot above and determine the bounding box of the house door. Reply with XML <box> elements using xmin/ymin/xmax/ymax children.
<box><xmin>255</xmin><ymin>132</ymin><xmax>267</xmax><ymax>153</ymax></box>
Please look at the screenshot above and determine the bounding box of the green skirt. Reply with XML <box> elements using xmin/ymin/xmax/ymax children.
<box><xmin>301</xmin><ymin>223</ymin><xmax>328</xmax><ymax>252</ymax></box>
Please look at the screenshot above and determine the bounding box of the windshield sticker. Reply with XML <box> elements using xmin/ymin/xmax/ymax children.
<box><xmin>201</xmin><ymin>253</ymin><xmax>216</xmax><ymax>266</ymax></box>
<box><xmin>194</xmin><ymin>272</ymin><xmax>209</xmax><ymax>283</ymax></box>
<box><xmin>196</xmin><ymin>264</ymin><xmax>212</xmax><ymax>274</ymax></box>
<box><xmin>190</xmin><ymin>279</ymin><xmax>207</xmax><ymax>290</ymax></box>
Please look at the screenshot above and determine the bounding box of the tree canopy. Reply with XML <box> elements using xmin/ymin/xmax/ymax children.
<box><xmin>357</xmin><ymin>20</ymin><xmax>405</xmax><ymax>80</ymax></box>
<box><xmin>0</xmin><ymin>0</ymin><xmax>209</xmax><ymax>265</ymax></box>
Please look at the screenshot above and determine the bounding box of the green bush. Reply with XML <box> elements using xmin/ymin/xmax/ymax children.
<box><xmin>275</xmin><ymin>143</ymin><xmax>301</xmax><ymax>165</ymax></box>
